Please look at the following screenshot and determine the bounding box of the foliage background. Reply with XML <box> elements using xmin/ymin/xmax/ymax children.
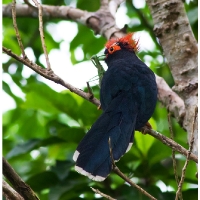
<box><xmin>3</xmin><ymin>0</ymin><xmax>198</xmax><ymax>199</ymax></box>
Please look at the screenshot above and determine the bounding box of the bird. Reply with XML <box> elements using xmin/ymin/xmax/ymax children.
<box><xmin>73</xmin><ymin>33</ymin><xmax>158</xmax><ymax>181</ymax></box>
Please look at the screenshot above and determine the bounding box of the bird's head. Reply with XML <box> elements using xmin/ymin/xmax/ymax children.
<box><xmin>104</xmin><ymin>33</ymin><xmax>139</xmax><ymax>58</ymax></box>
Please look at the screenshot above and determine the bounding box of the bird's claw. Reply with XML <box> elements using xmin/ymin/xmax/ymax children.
<box><xmin>140</xmin><ymin>121</ymin><xmax>152</xmax><ymax>134</ymax></box>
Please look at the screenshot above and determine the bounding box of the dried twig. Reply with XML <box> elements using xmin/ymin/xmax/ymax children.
<box><xmin>11</xmin><ymin>0</ymin><xmax>26</xmax><ymax>58</ymax></box>
<box><xmin>91</xmin><ymin>187</ymin><xmax>116</xmax><ymax>200</ymax></box>
<box><xmin>175</xmin><ymin>107</ymin><xmax>197</xmax><ymax>200</ymax></box>
<box><xmin>108</xmin><ymin>138</ymin><xmax>157</xmax><ymax>200</ymax></box>
<box><xmin>3</xmin><ymin>157</ymin><xmax>39</xmax><ymax>200</ymax></box>
<box><xmin>32</xmin><ymin>0</ymin><xmax>51</xmax><ymax>70</ymax></box>
<box><xmin>168</xmin><ymin>114</ymin><xmax>183</xmax><ymax>200</ymax></box>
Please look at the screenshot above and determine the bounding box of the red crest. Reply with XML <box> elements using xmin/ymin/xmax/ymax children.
<box><xmin>105</xmin><ymin>33</ymin><xmax>139</xmax><ymax>52</ymax></box>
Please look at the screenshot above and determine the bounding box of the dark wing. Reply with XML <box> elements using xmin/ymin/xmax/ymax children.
<box><xmin>73</xmin><ymin>90</ymin><xmax>137</xmax><ymax>181</ymax></box>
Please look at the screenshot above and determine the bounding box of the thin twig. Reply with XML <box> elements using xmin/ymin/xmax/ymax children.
<box><xmin>11</xmin><ymin>0</ymin><xmax>26</xmax><ymax>58</ymax></box>
<box><xmin>3</xmin><ymin>180</ymin><xmax>24</xmax><ymax>200</ymax></box>
<box><xmin>3</xmin><ymin>157</ymin><xmax>39</xmax><ymax>200</ymax></box>
<box><xmin>175</xmin><ymin>107</ymin><xmax>197</xmax><ymax>200</ymax></box>
<box><xmin>2</xmin><ymin>46</ymin><xmax>100</xmax><ymax>107</ymax></box>
<box><xmin>32</xmin><ymin>0</ymin><xmax>51</xmax><ymax>70</ymax></box>
<box><xmin>168</xmin><ymin>113</ymin><xmax>183</xmax><ymax>200</ymax></box>
<box><xmin>87</xmin><ymin>82</ymin><xmax>94</xmax><ymax>99</ymax></box>
<box><xmin>91</xmin><ymin>187</ymin><xmax>116</xmax><ymax>200</ymax></box>
<box><xmin>113</xmin><ymin>167</ymin><xmax>157</xmax><ymax>200</ymax></box>
<box><xmin>108</xmin><ymin>138</ymin><xmax>157</xmax><ymax>200</ymax></box>
<box><xmin>141</xmin><ymin>127</ymin><xmax>198</xmax><ymax>163</ymax></box>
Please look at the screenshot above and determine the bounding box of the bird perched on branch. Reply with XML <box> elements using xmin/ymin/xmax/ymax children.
<box><xmin>73</xmin><ymin>33</ymin><xmax>157</xmax><ymax>181</ymax></box>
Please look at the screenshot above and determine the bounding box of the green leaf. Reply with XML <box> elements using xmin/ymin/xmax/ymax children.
<box><xmin>134</xmin><ymin>130</ymin><xmax>155</xmax><ymax>157</ymax></box>
<box><xmin>148</xmin><ymin>140</ymin><xmax>171</xmax><ymax>166</ymax></box>
<box><xmin>187</xmin><ymin>7</ymin><xmax>198</xmax><ymax>25</ymax></box>
<box><xmin>23</xmin><ymin>82</ymin><xmax>82</xmax><ymax>121</ymax></box>
<box><xmin>3</xmin><ymin>81</ymin><xmax>24</xmax><ymax>105</ymax></box>
<box><xmin>182</xmin><ymin>189</ymin><xmax>198</xmax><ymax>200</ymax></box>
<box><xmin>27</xmin><ymin>171</ymin><xmax>59</xmax><ymax>191</ymax></box>
<box><xmin>6</xmin><ymin>139</ymin><xmax>41</xmax><ymax>159</ymax></box>
<box><xmin>70</xmin><ymin>24</ymin><xmax>106</xmax><ymax>64</ymax></box>
<box><xmin>51</xmin><ymin>160</ymin><xmax>73</xmax><ymax>180</ymax></box>
<box><xmin>6</xmin><ymin>137</ymin><xmax>66</xmax><ymax>159</ymax></box>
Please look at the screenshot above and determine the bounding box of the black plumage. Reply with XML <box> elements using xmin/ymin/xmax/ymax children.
<box><xmin>73</xmin><ymin>33</ymin><xmax>157</xmax><ymax>181</ymax></box>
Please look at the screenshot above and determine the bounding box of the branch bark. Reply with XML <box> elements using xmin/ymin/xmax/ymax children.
<box><xmin>3</xmin><ymin>180</ymin><xmax>24</xmax><ymax>200</ymax></box>
<box><xmin>2</xmin><ymin>46</ymin><xmax>101</xmax><ymax>107</ymax></box>
<box><xmin>3</xmin><ymin>157</ymin><xmax>39</xmax><ymax>200</ymax></box>
<box><xmin>146</xmin><ymin>0</ymin><xmax>198</xmax><ymax>155</ymax></box>
<box><xmin>142</xmin><ymin>127</ymin><xmax>197</xmax><ymax>163</ymax></box>
<box><xmin>32</xmin><ymin>0</ymin><xmax>52</xmax><ymax>70</ymax></box>
<box><xmin>91</xmin><ymin>187</ymin><xmax>116</xmax><ymax>200</ymax></box>
<box><xmin>156</xmin><ymin>75</ymin><xmax>185</xmax><ymax>124</ymax></box>
<box><xmin>11</xmin><ymin>0</ymin><xmax>26</xmax><ymax>58</ymax></box>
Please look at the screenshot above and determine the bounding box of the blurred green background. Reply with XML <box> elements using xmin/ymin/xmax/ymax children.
<box><xmin>2</xmin><ymin>0</ymin><xmax>198</xmax><ymax>199</ymax></box>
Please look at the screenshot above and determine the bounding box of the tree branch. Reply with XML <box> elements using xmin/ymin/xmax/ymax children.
<box><xmin>3</xmin><ymin>157</ymin><xmax>39</xmax><ymax>200</ymax></box>
<box><xmin>3</xmin><ymin>4</ymin><xmax>90</xmax><ymax>21</ymax></box>
<box><xmin>3</xmin><ymin>180</ymin><xmax>24</xmax><ymax>200</ymax></box>
<box><xmin>168</xmin><ymin>114</ymin><xmax>183</xmax><ymax>200</ymax></box>
<box><xmin>2</xmin><ymin>46</ymin><xmax>101</xmax><ymax>107</ymax></box>
<box><xmin>11</xmin><ymin>0</ymin><xmax>26</xmax><ymax>58</ymax></box>
<box><xmin>142</xmin><ymin>127</ymin><xmax>197</xmax><ymax>163</ymax></box>
<box><xmin>146</xmin><ymin>0</ymin><xmax>198</xmax><ymax>155</ymax></box>
<box><xmin>175</xmin><ymin>106</ymin><xmax>197</xmax><ymax>199</ymax></box>
<box><xmin>91</xmin><ymin>187</ymin><xmax>116</xmax><ymax>200</ymax></box>
<box><xmin>32</xmin><ymin>0</ymin><xmax>51</xmax><ymax>70</ymax></box>
<box><xmin>156</xmin><ymin>75</ymin><xmax>185</xmax><ymax>125</ymax></box>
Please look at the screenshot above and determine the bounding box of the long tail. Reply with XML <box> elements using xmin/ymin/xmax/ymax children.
<box><xmin>73</xmin><ymin>92</ymin><xmax>137</xmax><ymax>181</ymax></box>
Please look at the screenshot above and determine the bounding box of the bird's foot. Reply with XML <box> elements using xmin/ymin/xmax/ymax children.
<box><xmin>140</xmin><ymin>121</ymin><xmax>152</xmax><ymax>134</ymax></box>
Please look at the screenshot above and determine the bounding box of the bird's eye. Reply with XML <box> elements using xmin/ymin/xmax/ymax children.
<box><xmin>110</xmin><ymin>47</ymin><xmax>114</xmax><ymax>52</ymax></box>
<box><xmin>107</xmin><ymin>45</ymin><xmax>121</xmax><ymax>55</ymax></box>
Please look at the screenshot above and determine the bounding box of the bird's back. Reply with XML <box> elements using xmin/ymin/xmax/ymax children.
<box><xmin>100</xmin><ymin>50</ymin><xmax>157</xmax><ymax>129</ymax></box>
